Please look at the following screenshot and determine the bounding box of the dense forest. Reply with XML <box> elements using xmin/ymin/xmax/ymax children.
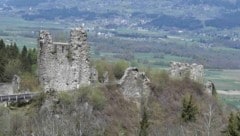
<box><xmin>0</xmin><ymin>39</ymin><xmax>38</xmax><ymax>90</ymax></box>
<box><xmin>90</xmin><ymin>36</ymin><xmax>240</xmax><ymax>69</ymax></box>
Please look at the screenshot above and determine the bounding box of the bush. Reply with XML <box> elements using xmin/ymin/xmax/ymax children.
<box><xmin>20</xmin><ymin>72</ymin><xmax>40</xmax><ymax>92</ymax></box>
<box><xmin>2</xmin><ymin>59</ymin><xmax>21</xmax><ymax>82</ymax></box>
<box><xmin>58</xmin><ymin>92</ymin><xmax>72</xmax><ymax>106</ymax></box>
<box><xmin>77</xmin><ymin>86</ymin><xmax>106</xmax><ymax>110</ymax></box>
<box><xmin>181</xmin><ymin>95</ymin><xmax>198</xmax><ymax>123</ymax></box>
<box><xmin>88</xmin><ymin>89</ymin><xmax>106</xmax><ymax>110</ymax></box>
<box><xmin>224</xmin><ymin>112</ymin><xmax>240</xmax><ymax>136</ymax></box>
<box><xmin>148</xmin><ymin>69</ymin><xmax>170</xmax><ymax>91</ymax></box>
<box><xmin>30</xmin><ymin>92</ymin><xmax>46</xmax><ymax>110</ymax></box>
<box><xmin>112</xmin><ymin>60</ymin><xmax>129</xmax><ymax>79</ymax></box>
<box><xmin>95</xmin><ymin>59</ymin><xmax>114</xmax><ymax>82</ymax></box>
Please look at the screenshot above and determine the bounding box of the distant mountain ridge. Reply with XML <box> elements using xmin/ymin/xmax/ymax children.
<box><xmin>2</xmin><ymin>0</ymin><xmax>240</xmax><ymax>29</ymax></box>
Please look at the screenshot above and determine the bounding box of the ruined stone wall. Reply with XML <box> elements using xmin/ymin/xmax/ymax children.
<box><xmin>169</xmin><ymin>61</ymin><xmax>204</xmax><ymax>82</ymax></box>
<box><xmin>38</xmin><ymin>28</ymin><xmax>91</xmax><ymax>92</ymax></box>
<box><xmin>118</xmin><ymin>67</ymin><xmax>150</xmax><ymax>104</ymax></box>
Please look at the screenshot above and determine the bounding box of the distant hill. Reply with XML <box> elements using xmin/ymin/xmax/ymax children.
<box><xmin>2</xmin><ymin>0</ymin><xmax>240</xmax><ymax>29</ymax></box>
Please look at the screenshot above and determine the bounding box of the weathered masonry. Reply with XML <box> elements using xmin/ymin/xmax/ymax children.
<box><xmin>38</xmin><ymin>28</ymin><xmax>92</xmax><ymax>92</ymax></box>
<box><xmin>169</xmin><ymin>61</ymin><xmax>204</xmax><ymax>83</ymax></box>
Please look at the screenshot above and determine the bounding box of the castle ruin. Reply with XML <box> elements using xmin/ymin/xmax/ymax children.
<box><xmin>38</xmin><ymin>28</ymin><xmax>92</xmax><ymax>92</ymax></box>
<box><xmin>169</xmin><ymin>61</ymin><xmax>204</xmax><ymax>83</ymax></box>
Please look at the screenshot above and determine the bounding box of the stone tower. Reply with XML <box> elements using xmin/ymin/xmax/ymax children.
<box><xmin>38</xmin><ymin>28</ymin><xmax>91</xmax><ymax>92</ymax></box>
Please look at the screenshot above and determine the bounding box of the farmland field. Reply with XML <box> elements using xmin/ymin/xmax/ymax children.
<box><xmin>205</xmin><ymin>69</ymin><xmax>240</xmax><ymax>90</ymax></box>
<box><xmin>0</xmin><ymin>16</ymin><xmax>69</xmax><ymax>48</ymax></box>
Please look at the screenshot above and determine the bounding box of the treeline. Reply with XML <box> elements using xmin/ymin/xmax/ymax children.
<box><xmin>145</xmin><ymin>13</ymin><xmax>240</xmax><ymax>30</ymax></box>
<box><xmin>0</xmin><ymin>39</ymin><xmax>37</xmax><ymax>82</ymax></box>
<box><xmin>146</xmin><ymin>15</ymin><xmax>203</xmax><ymax>30</ymax></box>
<box><xmin>6</xmin><ymin>0</ymin><xmax>48</xmax><ymax>7</ymax></box>
<box><xmin>22</xmin><ymin>7</ymin><xmax>118</xmax><ymax>21</ymax></box>
<box><xmin>90</xmin><ymin>36</ymin><xmax>240</xmax><ymax>69</ymax></box>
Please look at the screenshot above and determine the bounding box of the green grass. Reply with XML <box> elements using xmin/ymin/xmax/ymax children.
<box><xmin>134</xmin><ymin>52</ymin><xmax>192</xmax><ymax>67</ymax></box>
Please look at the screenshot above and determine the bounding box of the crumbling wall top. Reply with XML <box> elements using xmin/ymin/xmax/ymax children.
<box><xmin>118</xmin><ymin>67</ymin><xmax>150</xmax><ymax>104</ymax></box>
<box><xmin>70</xmin><ymin>27</ymin><xmax>87</xmax><ymax>44</ymax></box>
<box><xmin>169</xmin><ymin>61</ymin><xmax>204</xmax><ymax>82</ymax></box>
<box><xmin>39</xmin><ymin>30</ymin><xmax>53</xmax><ymax>45</ymax></box>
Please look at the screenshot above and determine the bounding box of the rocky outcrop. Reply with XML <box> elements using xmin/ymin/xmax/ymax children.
<box><xmin>205</xmin><ymin>80</ymin><xmax>217</xmax><ymax>95</ymax></box>
<box><xmin>12</xmin><ymin>75</ymin><xmax>21</xmax><ymax>93</ymax></box>
<box><xmin>38</xmin><ymin>28</ymin><xmax>91</xmax><ymax>92</ymax></box>
<box><xmin>103</xmin><ymin>71</ymin><xmax>109</xmax><ymax>83</ymax></box>
<box><xmin>118</xmin><ymin>67</ymin><xmax>150</xmax><ymax>104</ymax></box>
<box><xmin>0</xmin><ymin>75</ymin><xmax>21</xmax><ymax>95</ymax></box>
<box><xmin>169</xmin><ymin>61</ymin><xmax>204</xmax><ymax>82</ymax></box>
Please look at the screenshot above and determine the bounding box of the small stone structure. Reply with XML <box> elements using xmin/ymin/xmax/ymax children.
<box><xmin>169</xmin><ymin>61</ymin><xmax>204</xmax><ymax>82</ymax></box>
<box><xmin>205</xmin><ymin>80</ymin><xmax>216</xmax><ymax>95</ymax></box>
<box><xmin>38</xmin><ymin>28</ymin><xmax>92</xmax><ymax>92</ymax></box>
<box><xmin>12</xmin><ymin>75</ymin><xmax>21</xmax><ymax>92</ymax></box>
<box><xmin>118</xmin><ymin>67</ymin><xmax>150</xmax><ymax>104</ymax></box>
<box><xmin>0</xmin><ymin>75</ymin><xmax>21</xmax><ymax>95</ymax></box>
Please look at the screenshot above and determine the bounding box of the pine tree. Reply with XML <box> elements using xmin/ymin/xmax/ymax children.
<box><xmin>0</xmin><ymin>56</ymin><xmax>5</xmax><ymax>81</ymax></box>
<box><xmin>181</xmin><ymin>95</ymin><xmax>198</xmax><ymax>122</ymax></box>
<box><xmin>225</xmin><ymin>113</ymin><xmax>239</xmax><ymax>136</ymax></box>
<box><xmin>21</xmin><ymin>46</ymin><xmax>31</xmax><ymax>72</ymax></box>
<box><xmin>0</xmin><ymin>39</ymin><xmax>5</xmax><ymax>50</ymax></box>
<box><xmin>21</xmin><ymin>46</ymin><xmax>28</xmax><ymax>59</ymax></box>
<box><xmin>0</xmin><ymin>40</ymin><xmax>6</xmax><ymax>82</ymax></box>
<box><xmin>139</xmin><ymin>107</ymin><xmax>149</xmax><ymax>136</ymax></box>
<box><xmin>7</xmin><ymin>43</ymin><xmax>19</xmax><ymax>59</ymax></box>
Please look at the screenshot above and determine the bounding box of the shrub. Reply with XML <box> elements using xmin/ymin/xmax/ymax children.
<box><xmin>148</xmin><ymin>69</ymin><xmax>170</xmax><ymax>91</ymax></box>
<box><xmin>20</xmin><ymin>72</ymin><xmax>40</xmax><ymax>92</ymax></box>
<box><xmin>58</xmin><ymin>92</ymin><xmax>72</xmax><ymax>106</ymax></box>
<box><xmin>139</xmin><ymin>107</ymin><xmax>149</xmax><ymax>136</ymax></box>
<box><xmin>2</xmin><ymin>59</ymin><xmax>21</xmax><ymax>82</ymax></box>
<box><xmin>89</xmin><ymin>88</ymin><xmax>106</xmax><ymax>110</ymax></box>
<box><xmin>112</xmin><ymin>60</ymin><xmax>129</xmax><ymax>79</ymax></box>
<box><xmin>95</xmin><ymin>59</ymin><xmax>115</xmax><ymax>82</ymax></box>
<box><xmin>77</xmin><ymin>86</ymin><xmax>106</xmax><ymax>110</ymax></box>
<box><xmin>181</xmin><ymin>95</ymin><xmax>198</xmax><ymax>123</ymax></box>
<box><xmin>224</xmin><ymin>112</ymin><xmax>240</xmax><ymax>136</ymax></box>
<box><xmin>30</xmin><ymin>92</ymin><xmax>46</xmax><ymax>109</ymax></box>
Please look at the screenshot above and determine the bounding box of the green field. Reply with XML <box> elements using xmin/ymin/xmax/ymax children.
<box><xmin>221</xmin><ymin>95</ymin><xmax>240</xmax><ymax>109</ymax></box>
<box><xmin>206</xmin><ymin>69</ymin><xmax>240</xmax><ymax>109</ymax></box>
<box><xmin>0</xmin><ymin>16</ymin><xmax>68</xmax><ymax>48</ymax></box>
<box><xmin>205</xmin><ymin>69</ymin><xmax>240</xmax><ymax>90</ymax></box>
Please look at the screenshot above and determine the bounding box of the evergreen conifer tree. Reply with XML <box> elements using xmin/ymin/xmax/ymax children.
<box><xmin>181</xmin><ymin>95</ymin><xmax>198</xmax><ymax>122</ymax></box>
<box><xmin>225</xmin><ymin>112</ymin><xmax>239</xmax><ymax>136</ymax></box>
<box><xmin>0</xmin><ymin>39</ymin><xmax>5</xmax><ymax>50</ymax></box>
<box><xmin>21</xmin><ymin>46</ymin><xmax>31</xmax><ymax>72</ymax></box>
<box><xmin>139</xmin><ymin>107</ymin><xmax>149</xmax><ymax>136</ymax></box>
